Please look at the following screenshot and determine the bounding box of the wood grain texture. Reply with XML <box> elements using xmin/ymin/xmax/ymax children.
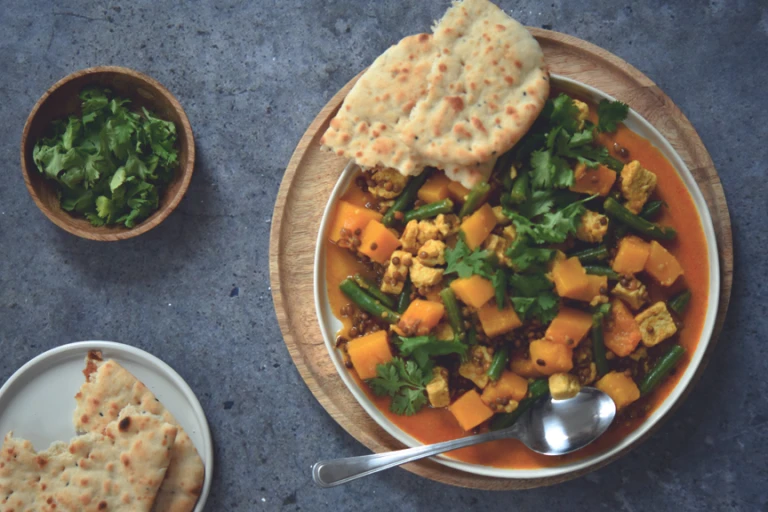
<box><xmin>20</xmin><ymin>66</ymin><xmax>195</xmax><ymax>241</ymax></box>
<box><xmin>269</xmin><ymin>29</ymin><xmax>733</xmax><ymax>489</ymax></box>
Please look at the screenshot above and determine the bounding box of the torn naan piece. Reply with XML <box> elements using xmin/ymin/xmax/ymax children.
<box><xmin>321</xmin><ymin>0</ymin><xmax>549</xmax><ymax>189</ymax></box>
<box><xmin>401</xmin><ymin>0</ymin><xmax>550</xmax><ymax>167</ymax></box>
<box><xmin>74</xmin><ymin>352</ymin><xmax>204</xmax><ymax>512</ymax></box>
<box><xmin>320</xmin><ymin>33</ymin><xmax>436</xmax><ymax>176</ymax></box>
<box><xmin>0</xmin><ymin>406</ymin><xmax>176</xmax><ymax>512</ymax></box>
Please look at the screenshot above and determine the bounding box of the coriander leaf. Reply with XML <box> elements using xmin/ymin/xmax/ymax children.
<box><xmin>367</xmin><ymin>358</ymin><xmax>432</xmax><ymax>416</ymax></box>
<box><xmin>568</xmin><ymin>128</ymin><xmax>594</xmax><ymax>148</ymax></box>
<box><xmin>398</xmin><ymin>335</ymin><xmax>467</xmax><ymax>368</ymax></box>
<box><xmin>506</xmin><ymin>236</ymin><xmax>555</xmax><ymax>271</ymax></box>
<box><xmin>110</xmin><ymin>168</ymin><xmax>126</xmax><ymax>192</ymax></box>
<box><xmin>32</xmin><ymin>87</ymin><xmax>179</xmax><ymax>228</ymax></box>
<box><xmin>392</xmin><ymin>388</ymin><xmax>428</xmax><ymax>416</ymax></box>
<box><xmin>62</xmin><ymin>116</ymin><xmax>82</xmax><ymax>150</ymax></box>
<box><xmin>444</xmin><ymin>238</ymin><xmax>494</xmax><ymax>279</ymax></box>
<box><xmin>530</xmin><ymin>149</ymin><xmax>555</xmax><ymax>189</ymax></box>
<box><xmin>508</xmin><ymin>272</ymin><xmax>559</xmax><ymax>324</ymax></box>
<box><xmin>597</xmin><ymin>99</ymin><xmax>629</xmax><ymax>133</ymax></box>
<box><xmin>548</xmin><ymin>94</ymin><xmax>581</xmax><ymax>133</ymax></box>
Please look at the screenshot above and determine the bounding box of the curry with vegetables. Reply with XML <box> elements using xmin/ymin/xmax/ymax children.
<box><xmin>324</xmin><ymin>91</ymin><xmax>709</xmax><ymax>468</ymax></box>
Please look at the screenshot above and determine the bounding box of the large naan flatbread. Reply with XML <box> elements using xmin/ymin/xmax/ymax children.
<box><xmin>0</xmin><ymin>406</ymin><xmax>176</xmax><ymax>512</ymax></box>
<box><xmin>74</xmin><ymin>352</ymin><xmax>204</xmax><ymax>512</ymax></box>
<box><xmin>321</xmin><ymin>0</ymin><xmax>549</xmax><ymax>189</ymax></box>
<box><xmin>320</xmin><ymin>33</ymin><xmax>436</xmax><ymax>176</ymax></box>
<box><xmin>401</xmin><ymin>0</ymin><xmax>549</xmax><ymax>167</ymax></box>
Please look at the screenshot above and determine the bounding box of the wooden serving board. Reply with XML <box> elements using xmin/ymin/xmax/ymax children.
<box><xmin>269</xmin><ymin>29</ymin><xmax>733</xmax><ymax>489</ymax></box>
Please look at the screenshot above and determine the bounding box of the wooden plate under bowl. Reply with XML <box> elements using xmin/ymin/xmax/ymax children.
<box><xmin>20</xmin><ymin>66</ymin><xmax>195</xmax><ymax>241</ymax></box>
<box><xmin>269</xmin><ymin>29</ymin><xmax>734</xmax><ymax>489</ymax></box>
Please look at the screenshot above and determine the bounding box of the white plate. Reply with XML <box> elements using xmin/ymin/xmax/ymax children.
<box><xmin>314</xmin><ymin>74</ymin><xmax>720</xmax><ymax>479</ymax></box>
<box><xmin>0</xmin><ymin>340</ymin><xmax>213</xmax><ymax>511</ymax></box>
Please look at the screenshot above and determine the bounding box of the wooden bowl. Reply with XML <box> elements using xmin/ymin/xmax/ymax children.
<box><xmin>20</xmin><ymin>66</ymin><xmax>195</xmax><ymax>241</ymax></box>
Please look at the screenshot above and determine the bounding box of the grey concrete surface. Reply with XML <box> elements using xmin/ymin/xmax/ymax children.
<box><xmin>0</xmin><ymin>0</ymin><xmax>765</xmax><ymax>510</ymax></box>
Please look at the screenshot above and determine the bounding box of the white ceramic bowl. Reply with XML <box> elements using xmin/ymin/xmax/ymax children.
<box><xmin>313</xmin><ymin>75</ymin><xmax>720</xmax><ymax>479</ymax></box>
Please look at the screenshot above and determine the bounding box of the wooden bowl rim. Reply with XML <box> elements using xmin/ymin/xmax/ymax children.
<box><xmin>20</xmin><ymin>65</ymin><xmax>195</xmax><ymax>242</ymax></box>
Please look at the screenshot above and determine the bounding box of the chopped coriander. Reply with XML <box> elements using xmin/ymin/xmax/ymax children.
<box><xmin>596</xmin><ymin>99</ymin><xmax>629</xmax><ymax>133</ymax></box>
<box><xmin>444</xmin><ymin>238</ymin><xmax>495</xmax><ymax>279</ymax></box>
<box><xmin>32</xmin><ymin>87</ymin><xmax>179</xmax><ymax>228</ymax></box>
<box><xmin>398</xmin><ymin>335</ymin><xmax>467</xmax><ymax>368</ymax></box>
<box><xmin>367</xmin><ymin>358</ymin><xmax>432</xmax><ymax>416</ymax></box>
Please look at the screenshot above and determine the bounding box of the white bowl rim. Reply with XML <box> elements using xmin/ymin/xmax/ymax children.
<box><xmin>312</xmin><ymin>74</ymin><xmax>720</xmax><ymax>479</ymax></box>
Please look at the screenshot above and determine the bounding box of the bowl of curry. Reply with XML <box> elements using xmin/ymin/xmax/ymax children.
<box><xmin>313</xmin><ymin>75</ymin><xmax>719</xmax><ymax>479</ymax></box>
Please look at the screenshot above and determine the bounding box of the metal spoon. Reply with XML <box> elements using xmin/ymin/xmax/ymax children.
<box><xmin>312</xmin><ymin>387</ymin><xmax>616</xmax><ymax>487</ymax></box>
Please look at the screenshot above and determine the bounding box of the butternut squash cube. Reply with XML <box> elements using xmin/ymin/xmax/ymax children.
<box><xmin>509</xmin><ymin>355</ymin><xmax>544</xmax><ymax>378</ymax></box>
<box><xmin>460</xmin><ymin>203</ymin><xmax>497</xmax><ymax>250</ymax></box>
<box><xmin>347</xmin><ymin>331</ymin><xmax>393</xmax><ymax>380</ymax></box>
<box><xmin>545</xmin><ymin>307</ymin><xmax>593</xmax><ymax>347</ymax></box>
<box><xmin>570</xmin><ymin>163</ymin><xmax>617</xmax><ymax>196</ymax></box>
<box><xmin>645</xmin><ymin>241</ymin><xmax>684</xmax><ymax>286</ymax></box>
<box><xmin>481</xmin><ymin>371</ymin><xmax>528</xmax><ymax>412</ymax></box>
<box><xmin>328</xmin><ymin>200</ymin><xmax>382</xmax><ymax>242</ymax></box>
<box><xmin>359</xmin><ymin>220</ymin><xmax>402</xmax><ymax>264</ymax></box>
<box><xmin>612</xmin><ymin>236</ymin><xmax>651</xmax><ymax>275</ymax></box>
<box><xmin>596</xmin><ymin>371</ymin><xmax>640</xmax><ymax>410</ymax></box>
<box><xmin>477</xmin><ymin>303</ymin><xmax>523</xmax><ymax>338</ymax></box>
<box><xmin>529</xmin><ymin>339</ymin><xmax>574</xmax><ymax>376</ymax></box>
<box><xmin>398</xmin><ymin>299</ymin><xmax>445</xmax><ymax>336</ymax></box>
<box><xmin>551</xmin><ymin>256</ymin><xmax>590</xmax><ymax>300</ymax></box>
<box><xmin>449</xmin><ymin>389</ymin><xmax>495</xmax><ymax>431</ymax></box>
<box><xmin>604</xmin><ymin>299</ymin><xmax>642</xmax><ymax>357</ymax></box>
<box><xmin>450</xmin><ymin>275</ymin><xmax>495</xmax><ymax>308</ymax></box>
<box><xmin>418</xmin><ymin>173</ymin><xmax>452</xmax><ymax>204</ymax></box>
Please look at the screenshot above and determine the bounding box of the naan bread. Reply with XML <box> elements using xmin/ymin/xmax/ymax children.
<box><xmin>0</xmin><ymin>406</ymin><xmax>176</xmax><ymax>512</ymax></box>
<box><xmin>402</xmin><ymin>0</ymin><xmax>549</xmax><ymax>166</ymax></box>
<box><xmin>321</xmin><ymin>0</ymin><xmax>549</xmax><ymax>189</ymax></box>
<box><xmin>74</xmin><ymin>352</ymin><xmax>204</xmax><ymax>512</ymax></box>
<box><xmin>320</xmin><ymin>33</ymin><xmax>436</xmax><ymax>176</ymax></box>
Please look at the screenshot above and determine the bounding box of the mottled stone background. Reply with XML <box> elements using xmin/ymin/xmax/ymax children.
<box><xmin>0</xmin><ymin>0</ymin><xmax>765</xmax><ymax>510</ymax></box>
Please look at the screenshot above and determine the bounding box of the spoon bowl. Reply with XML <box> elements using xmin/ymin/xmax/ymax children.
<box><xmin>520</xmin><ymin>387</ymin><xmax>616</xmax><ymax>455</ymax></box>
<box><xmin>313</xmin><ymin>388</ymin><xmax>616</xmax><ymax>487</ymax></box>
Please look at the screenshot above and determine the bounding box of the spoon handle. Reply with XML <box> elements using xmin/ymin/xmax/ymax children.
<box><xmin>312</xmin><ymin>428</ymin><xmax>513</xmax><ymax>487</ymax></box>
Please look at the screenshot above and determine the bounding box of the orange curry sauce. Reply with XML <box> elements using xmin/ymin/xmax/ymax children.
<box><xmin>323</xmin><ymin>101</ymin><xmax>709</xmax><ymax>469</ymax></box>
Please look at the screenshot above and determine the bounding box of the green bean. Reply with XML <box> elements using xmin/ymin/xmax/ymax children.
<box><xmin>604</xmin><ymin>156</ymin><xmax>625</xmax><ymax>173</ymax></box>
<box><xmin>569</xmin><ymin>245</ymin><xmax>609</xmax><ymax>263</ymax></box>
<box><xmin>509</xmin><ymin>173</ymin><xmax>529</xmax><ymax>204</ymax></box>
<box><xmin>403</xmin><ymin>199</ymin><xmax>454</xmax><ymax>223</ymax></box>
<box><xmin>339</xmin><ymin>278</ymin><xmax>400</xmax><ymax>324</ymax></box>
<box><xmin>584</xmin><ymin>265</ymin><xmax>621</xmax><ymax>280</ymax></box>
<box><xmin>488</xmin><ymin>346</ymin><xmax>509</xmax><ymax>381</ymax></box>
<box><xmin>668</xmin><ymin>289</ymin><xmax>691</xmax><ymax>316</ymax></box>
<box><xmin>381</xmin><ymin>172</ymin><xmax>431</xmax><ymax>226</ymax></box>
<box><xmin>397</xmin><ymin>279</ymin><xmax>412</xmax><ymax>314</ymax></box>
<box><xmin>440</xmin><ymin>288</ymin><xmax>465</xmax><ymax>342</ymax></box>
<box><xmin>353</xmin><ymin>274</ymin><xmax>396</xmax><ymax>309</ymax></box>
<box><xmin>494</xmin><ymin>269</ymin><xmax>507</xmax><ymax>311</ymax></box>
<box><xmin>592</xmin><ymin>310</ymin><xmax>610</xmax><ymax>377</ymax></box>
<box><xmin>458</xmin><ymin>181</ymin><xmax>491</xmax><ymax>218</ymax></box>
<box><xmin>467</xmin><ymin>327</ymin><xmax>478</xmax><ymax>347</ymax></box>
<box><xmin>490</xmin><ymin>378</ymin><xmax>549</xmax><ymax>431</ymax></box>
<box><xmin>640</xmin><ymin>200</ymin><xmax>665</xmax><ymax>220</ymax></box>
<box><xmin>603</xmin><ymin>197</ymin><xmax>676</xmax><ymax>240</ymax></box>
<box><xmin>639</xmin><ymin>344</ymin><xmax>685</xmax><ymax>395</ymax></box>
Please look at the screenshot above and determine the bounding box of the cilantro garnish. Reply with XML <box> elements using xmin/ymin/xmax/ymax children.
<box><xmin>508</xmin><ymin>272</ymin><xmax>559</xmax><ymax>324</ymax></box>
<box><xmin>32</xmin><ymin>87</ymin><xmax>179</xmax><ymax>228</ymax></box>
<box><xmin>596</xmin><ymin>99</ymin><xmax>629</xmax><ymax>133</ymax></box>
<box><xmin>368</xmin><ymin>358</ymin><xmax>433</xmax><ymax>416</ymax></box>
<box><xmin>444</xmin><ymin>238</ymin><xmax>495</xmax><ymax>279</ymax></box>
<box><xmin>398</xmin><ymin>335</ymin><xmax>467</xmax><ymax>368</ymax></box>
